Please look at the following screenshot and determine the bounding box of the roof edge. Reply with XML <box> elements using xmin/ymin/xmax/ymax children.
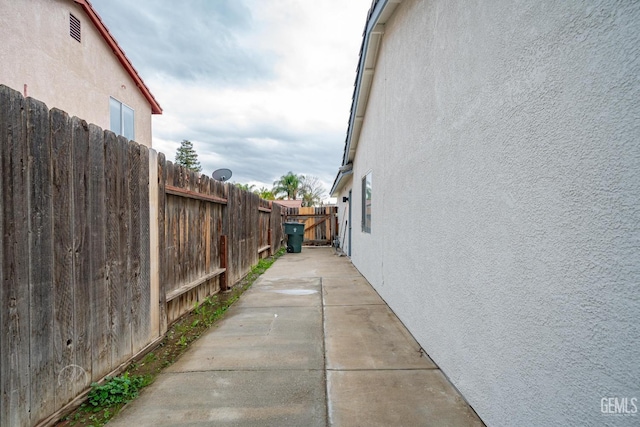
<box><xmin>75</xmin><ymin>0</ymin><xmax>162</xmax><ymax>114</ymax></box>
<box><xmin>330</xmin><ymin>168</ymin><xmax>353</xmax><ymax>197</ymax></box>
<box><xmin>331</xmin><ymin>0</ymin><xmax>402</xmax><ymax>194</ymax></box>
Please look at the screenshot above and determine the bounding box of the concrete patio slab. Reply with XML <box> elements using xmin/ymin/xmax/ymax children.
<box><xmin>108</xmin><ymin>370</ymin><xmax>326</xmax><ymax>427</ymax></box>
<box><xmin>108</xmin><ymin>248</ymin><xmax>484</xmax><ymax>426</ymax></box>
<box><xmin>264</xmin><ymin>248</ymin><xmax>360</xmax><ymax>278</ymax></box>
<box><xmin>322</xmin><ymin>277</ymin><xmax>385</xmax><ymax>306</ymax></box>
<box><xmin>321</xmin><ymin>276</ymin><xmax>372</xmax><ymax>287</ymax></box>
<box><xmin>327</xmin><ymin>369</ymin><xmax>484</xmax><ymax>427</ymax></box>
<box><xmin>236</xmin><ymin>277</ymin><xmax>321</xmax><ymax>308</ymax></box>
<box><xmin>168</xmin><ymin>306</ymin><xmax>324</xmax><ymax>372</ymax></box>
<box><xmin>325</xmin><ymin>304</ymin><xmax>436</xmax><ymax>370</ymax></box>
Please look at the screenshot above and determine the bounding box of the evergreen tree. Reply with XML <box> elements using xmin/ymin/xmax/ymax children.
<box><xmin>175</xmin><ymin>139</ymin><xmax>202</xmax><ymax>172</ymax></box>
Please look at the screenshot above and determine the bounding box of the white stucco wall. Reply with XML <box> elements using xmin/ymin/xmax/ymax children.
<box><xmin>335</xmin><ymin>180</ymin><xmax>353</xmax><ymax>256</ymax></box>
<box><xmin>349</xmin><ymin>0</ymin><xmax>640</xmax><ymax>426</ymax></box>
<box><xmin>0</xmin><ymin>0</ymin><xmax>153</xmax><ymax>147</ymax></box>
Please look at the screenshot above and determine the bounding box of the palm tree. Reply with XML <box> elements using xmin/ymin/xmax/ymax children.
<box><xmin>272</xmin><ymin>171</ymin><xmax>302</xmax><ymax>200</ymax></box>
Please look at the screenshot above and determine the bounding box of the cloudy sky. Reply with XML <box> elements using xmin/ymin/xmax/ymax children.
<box><xmin>91</xmin><ymin>0</ymin><xmax>372</xmax><ymax>198</ymax></box>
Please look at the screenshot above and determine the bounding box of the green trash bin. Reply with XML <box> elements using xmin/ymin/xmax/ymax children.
<box><xmin>284</xmin><ymin>222</ymin><xmax>305</xmax><ymax>253</ymax></box>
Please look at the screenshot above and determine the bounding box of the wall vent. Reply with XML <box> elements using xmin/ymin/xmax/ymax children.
<box><xmin>70</xmin><ymin>13</ymin><xmax>81</xmax><ymax>42</ymax></box>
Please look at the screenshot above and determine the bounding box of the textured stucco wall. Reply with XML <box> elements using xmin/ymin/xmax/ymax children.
<box><xmin>335</xmin><ymin>182</ymin><xmax>353</xmax><ymax>256</ymax></box>
<box><xmin>0</xmin><ymin>0</ymin><xmax>153</xmax><ymax>146</ymax></box>
<box><xmin>349</xmin><ymin>0</ymin><xmax>640</xmax><ymax>425</ymax></box>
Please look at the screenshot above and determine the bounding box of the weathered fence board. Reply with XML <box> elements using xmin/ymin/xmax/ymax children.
<box><xmin>0</xmin><ymin>85</ymin><xmax>31</xmax><ymax>426</ymax></box>
<box><xmin>51</xmin><ymin>108</ymin><xmax>75</xmax><ymax>409</ymax></box>
<box><xmin>129</xmin><ymin>142</ymin><xmax>142</xmax><ymax>356</ymax></box>
<box><xmin>27</xmin><ymin>96</ymin><xmax>55</xmax><ymax>424</ymax></box>
<box><xmin>136</xmin><ymin>144</ymin><xmax>151</xmax><ymax>353</ymax></box>
<box><xmin>105</xmin><ymin>132</ymin><xmax>123</xmax><ymax>370</ymax></box>
<box><xmin>71</xmin><ymin>116</ymin><xmax>92</xmax><ymax>397</ymax></box>
<box><xmin>88</xmin><ymin>124</ymin><xmax>109</xmax><ymax>382</ymax></box>
<box><xmin>157</xmin><ymin>153</ymin><xmax>168</xmax><ymax>334</ymax></box>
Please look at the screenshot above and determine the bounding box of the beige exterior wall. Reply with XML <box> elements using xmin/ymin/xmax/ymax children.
<box><xmin>0</xmin><ymin>0</ymin><xmax>153</xmax><ymax>147</ymax></box>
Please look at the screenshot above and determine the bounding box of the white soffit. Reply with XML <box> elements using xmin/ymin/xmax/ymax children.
<box><xmin>347</xmin><ymin>0</ymin><xmax>402</xmax><ymax>163</ymax></box>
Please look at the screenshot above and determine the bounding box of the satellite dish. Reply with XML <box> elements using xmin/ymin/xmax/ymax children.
<box><xmin>212</xmin><ymin>168</ymin><xmax>232</xmax><ymax>182</ymax></box>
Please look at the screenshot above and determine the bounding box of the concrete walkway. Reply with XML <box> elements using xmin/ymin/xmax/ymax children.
<box><xmin>109</xmin><ymin>247</ymin><xmax>484</xmax><ymax>426</ymax></box>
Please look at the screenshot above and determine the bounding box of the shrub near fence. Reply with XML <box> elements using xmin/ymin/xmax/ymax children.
<box><xmin>0</xmin><ymin>85</ymin><xmax>285</xmax><ymax>427</ymax></box>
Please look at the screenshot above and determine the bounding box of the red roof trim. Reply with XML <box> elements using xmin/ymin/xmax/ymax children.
<box><xmin>74</xmin><ymin>0</ymin><xmax>162</xmax><ymax>114</ymax></box>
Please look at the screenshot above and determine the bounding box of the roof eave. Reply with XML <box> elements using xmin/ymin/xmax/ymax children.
<box><xmin>75</xmin><ymin>0</ymin><xmax>163</xmax><ymax>114</ymax></box>
<box><xmin>333</xmin><ymin>0</ymin><xmax>402</xmax><ymax>188</ymax></box>
<box><xmin>330</xmin><ymin>168</ymin><xmax>353</xmax><ymax>197</ymax></box>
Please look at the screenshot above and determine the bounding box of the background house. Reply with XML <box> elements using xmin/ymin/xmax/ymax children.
<box><xmin>332</xmin><ymin>0</ymin><xmax>640</xmax><ymax>425</ymax></box>
<box><xmin>0</xmin><ymin>0</ymin><xmax>161</xmax><ymax>147</ymax></box>
<box><xmin>272</xmin><ymin>199</ymin><xmax>304</xmax><ymax>209</ymax></box>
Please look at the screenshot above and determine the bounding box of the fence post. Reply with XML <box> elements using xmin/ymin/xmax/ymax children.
<box><xmin>220</xmin><ymin>234</ymin><xmax>228</xmax><ymax>291</ymax></box>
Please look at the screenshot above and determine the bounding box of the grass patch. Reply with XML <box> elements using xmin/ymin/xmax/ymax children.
<box><xmin>57</xmin><ymin>247</ymin><xmax>285</xmax><ymax>427</ymax></box>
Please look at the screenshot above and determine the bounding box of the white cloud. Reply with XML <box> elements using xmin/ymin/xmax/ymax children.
<box><xmin>91</xmin><ymin>0</ymin><xmax>371</xmax><ymax>194</ymax></box>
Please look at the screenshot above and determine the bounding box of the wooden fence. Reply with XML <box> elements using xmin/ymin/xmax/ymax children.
<box><xmin>0</xmin><ymin>86</ymin><xmax>152</xmax><ymax>426</ymax></box>
<box><xmin>285</xmin><ymin>206</ymin><xmax>338</xmax><ymax>245</ymax></box>
<box><xmin>0</xmin><ymin>85</ymin><xmax>285</xmax><ymax>427</ymax></box>
<box><xmin>157</xmin><ymin>160</ymin><xmax>284</xmax><ymax>325</ymax></box>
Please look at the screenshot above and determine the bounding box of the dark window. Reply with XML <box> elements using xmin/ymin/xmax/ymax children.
<box><xmin>362</xmin><ymin>172</ymin><xmax>371</xmax><ymax>233</ymax></box>
<box><xmin>70</xmin><ymin>13</ymin><xmax>81</xmax><ymax>42</ymax></box>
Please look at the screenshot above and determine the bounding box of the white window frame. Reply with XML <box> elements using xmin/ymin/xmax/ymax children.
<box><xmin>109</xmin><ymin>97</ymin><xmax>135</xmax><ymax>141</ymax></box>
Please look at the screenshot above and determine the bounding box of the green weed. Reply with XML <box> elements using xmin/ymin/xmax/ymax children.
<box><xmin>87</xmin><ymin>373</ymin><xmax>150</xmax><ymax>408</ymax></box>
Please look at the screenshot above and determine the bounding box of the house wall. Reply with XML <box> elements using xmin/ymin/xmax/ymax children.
<box><xmin>348</xmin><ymin>0</ymin><xmax>640</xmax><ymax>426</ymax></box>
<box><xmin>335</xmin><ymin>179</ymin><xmax>352</xmax><ymax>256</ymax></box>
<box><xmin>0</xmin><ymin>0</ymin><xmax>153</xmax><ymax>147</ymax></box>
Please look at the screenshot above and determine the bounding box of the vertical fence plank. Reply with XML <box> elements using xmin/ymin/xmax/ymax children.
<box><xmin>166</xmin><ymin>162</ymin><xmax>175</xmax><ymax>307</ymax></box>
<box><xmin>157</xmin><ymin>153</ymin><xmax>167</xmax><ymax>334</ymax></box>
<box><xmin>71</xmin><ymin>117</ymin><xmax>92</xmax><ymax>396</ymax></box>
<box><xmin>0</xmin><ymin>86</ymin><xmax>30</xmax><ymax>426</ymax></box>
<box><xmin>89</xmin><ymin>125</ymin><xmax>109</xmax><ymax>380</ymax></box>
<box><xmin>0</xmin><ymin>87</ymin><xmax>4</xmax><ymax>427</ymax></box>
<box><xmin>26</xmin><ymin>96</ymin><xmax>55</xmax><ymax>425</ymax></box>
<box><xmin>128</xmin><ymin>142</ymin><xmax>144</xmax><ymax>353</ymax></box>
<box><xmin>115</xmin><ymin>136</ymin><xmax>132</xmax><ymax>363</ymax></box>
<box><xmin>148</xmin><ymin>148</ymin><xmax>160</xmax><ymax>339</ymax></box>
<box><xmin>105</xmin><ymin>132</ymin><xmax>123</xmax><ymax>366</ymax></box>
<box><xmin>50</xmin><ymin>108</ymin><xmax>75</xmax><ymax>409</ymax></box>
<box><xmin>128</xmin><ymin>143</ymin><xmax>141</xmax><ymax>351</ymax></box>
<box><xmin>137</xmin><ymin>144</ymin><xmax>151</xmax><ymax>348</ymax></box>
